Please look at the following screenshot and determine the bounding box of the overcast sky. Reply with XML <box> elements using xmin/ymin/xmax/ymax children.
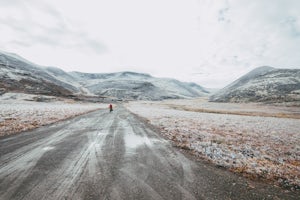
<box><xmin>1</xmin><ymin>0</ymin><xmax>300</xmax><ymax>88</ymax></box>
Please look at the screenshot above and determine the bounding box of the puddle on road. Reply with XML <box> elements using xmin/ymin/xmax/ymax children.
<box><xmin>125</xmin><ymin>134</ymin><xmax>153</xmax><ymax>149</ymax></box>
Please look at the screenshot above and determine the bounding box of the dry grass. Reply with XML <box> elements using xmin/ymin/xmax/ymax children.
<box><xmin>0</xmin><ymin>100</ymin><xmax>107</xmax><ymax>137</ymax></box>
<box><xmin>126</xmin><ymin>99</ymin><xmax>300</xmax><ymax>190</ymax></box>
<box><xmin>0</xmin><ymin>110</ymin><xmax>99</xmax><ymax>137</ymax></box>
<box><xmin>167</xmin><ymin>104</ymin><xmax>300</xmax><ymax>119</ymax></box>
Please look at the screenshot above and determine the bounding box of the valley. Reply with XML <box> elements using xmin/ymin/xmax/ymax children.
<box><xmin>1</xmin><ymin>50</ymin><xmax>300</xmax><ymax>198</ymax></box>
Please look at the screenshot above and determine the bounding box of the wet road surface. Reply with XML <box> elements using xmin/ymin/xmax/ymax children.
<box><xmin>0</xmin><ymin>105</ymin><xmax>299</xmax><ymax>200</ymax></box>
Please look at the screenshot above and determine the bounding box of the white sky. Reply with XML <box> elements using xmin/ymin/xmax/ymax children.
<box><xmin>1</xmin><ymin>0</ymin><xmax>300</xmax><ymax>88</ymax></box>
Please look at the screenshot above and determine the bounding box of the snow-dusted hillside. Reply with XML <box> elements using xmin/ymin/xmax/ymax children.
<box><xmin>70</xmin><ymin>71</ymin><xmax>209</xmax><ymax>100</ymax></box>
<box><xmin>0</xmin><ymin>51</ymin><xmax>79</xmax><ymax>96</ymax></box>
<box><xmin>210</xmin><ymin>66</ymin><xmax>300</xmax><ymax>103</ymax></box>
<box><xmin>0</xmin><ymin>50</ymin><xmax>208</xmax><ymax>100</ymax></box>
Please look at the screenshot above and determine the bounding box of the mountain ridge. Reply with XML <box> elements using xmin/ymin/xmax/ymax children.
<box><xmin>0</xmin><ymin>51</ymin><xmax>208</xmax><ymax>100</ymax></box>
<box><xmin>210</xmin><ymin>66</ymin><xmax>300</xmax><ymax>103</ymax></box>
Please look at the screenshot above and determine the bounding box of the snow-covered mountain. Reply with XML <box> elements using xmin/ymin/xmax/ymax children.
<box><xmin>0</xmin><ymin>51</ymin><xmax>209</xmax><ymax>100</ymax></box>
<box><xmin>69</xmin><ymin>71</ymin><xmax>209</xmax><ymax>100</ymax></box>
<box><xmin>0</xmin><ymin>51</ymin><xmax>79</xmax><ymax>96</ymax></box>
<box><xmin>210</xmin><ymin>66</ymin><xmax>300</xmax><ymax>103</ymax></box>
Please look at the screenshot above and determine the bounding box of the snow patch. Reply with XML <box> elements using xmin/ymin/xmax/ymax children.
<box><xmin>125</xmin><ymin>134</ymin><xmax>152</xmax><ymax>149</ymax></box>
<box><xmin>42</xmin><ymin>146</ymin><xmax>55</xmax><ymax>151</ymax></box>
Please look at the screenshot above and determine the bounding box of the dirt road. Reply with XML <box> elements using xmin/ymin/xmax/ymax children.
<box><xmin>0</xmin><ymin>105</ymin><xmax>298</xmax><ymax>200</ymax></box>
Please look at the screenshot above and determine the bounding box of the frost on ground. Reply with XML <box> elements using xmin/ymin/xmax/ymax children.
<box><xmin>0</xmin><ymin>93</ymin><xmax>107</xmax><ymax>137</ymax></box>
<box><xmin>126</xmin><ymin>98</ymin><xmax>300</xmax><ymax>190</ymax></box>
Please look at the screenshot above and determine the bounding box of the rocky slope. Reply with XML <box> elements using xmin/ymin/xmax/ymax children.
<box><xmin>0</xmin><ymin>51</ymin><xmax>208</xmax><ymax>100</ymax></box>
<box><xmin>210</xmin><ymin>66</ymin><xmax>300</xmax><ymax>103</ymax></box>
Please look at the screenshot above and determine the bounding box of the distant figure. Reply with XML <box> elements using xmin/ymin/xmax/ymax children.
<box><xmin>109</xmin><ymin>104</ymin><xmax>113</xmax><ymax>112</ymax></box>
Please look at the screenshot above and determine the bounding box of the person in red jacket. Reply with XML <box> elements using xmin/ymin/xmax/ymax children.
<box><xmin>109</xmin><ymin>104</ymin><xmax>113</xmax><ymax>112</ymax></box>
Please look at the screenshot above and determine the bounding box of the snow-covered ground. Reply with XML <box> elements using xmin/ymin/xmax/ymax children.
<box><xmin>126</xmin><ymin>98</ymin><xmax>300</xmax><ymax>190</ymax></box>
<box><xmin>0</xmin><ymin>93</ymin><xmax>107</xmax><ymax>136</ymax></box>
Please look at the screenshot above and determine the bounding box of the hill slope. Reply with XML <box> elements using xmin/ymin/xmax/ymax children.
<box><xmin>210</xmin><ymin>66</ymin><xmax>300</xmax><ymax>103</ymax></box>
<box><xmin>0</xmin><ymin>51</ymin><xmax>79</xmax><ymax>96</ymax></box>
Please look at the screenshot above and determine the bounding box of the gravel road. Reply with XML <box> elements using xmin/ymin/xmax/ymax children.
<box><xmin>0</xmin><ymin>105</ymin><xmax>299</xmax><ymax>200</ymax></box>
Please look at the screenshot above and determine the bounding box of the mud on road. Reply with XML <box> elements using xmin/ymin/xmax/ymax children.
<box><xmin>0</xmin><ymin>105</ymin><xmax>299</xmax><ymax>200</ymax></box>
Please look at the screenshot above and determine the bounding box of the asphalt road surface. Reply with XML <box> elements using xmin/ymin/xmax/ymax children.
<box><xmin>0</xmin><ymin>105</ymin><xmax>299</xmax><ymax>200</ymax></box>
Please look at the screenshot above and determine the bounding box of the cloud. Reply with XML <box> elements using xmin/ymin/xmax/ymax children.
<box><xmin>280</xmin><ymin>16</ymin><xmax>300</xmax><ymax>37</ymax></box>
<box><xmin>0</xmin><ymin>0</ymin><xmax>107</xmax><ymax>54</ymax></box>
<box><xmin>192</xmin><ymin>0</ymin><xmax>300</xmax><ymax>85</ymax></box>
